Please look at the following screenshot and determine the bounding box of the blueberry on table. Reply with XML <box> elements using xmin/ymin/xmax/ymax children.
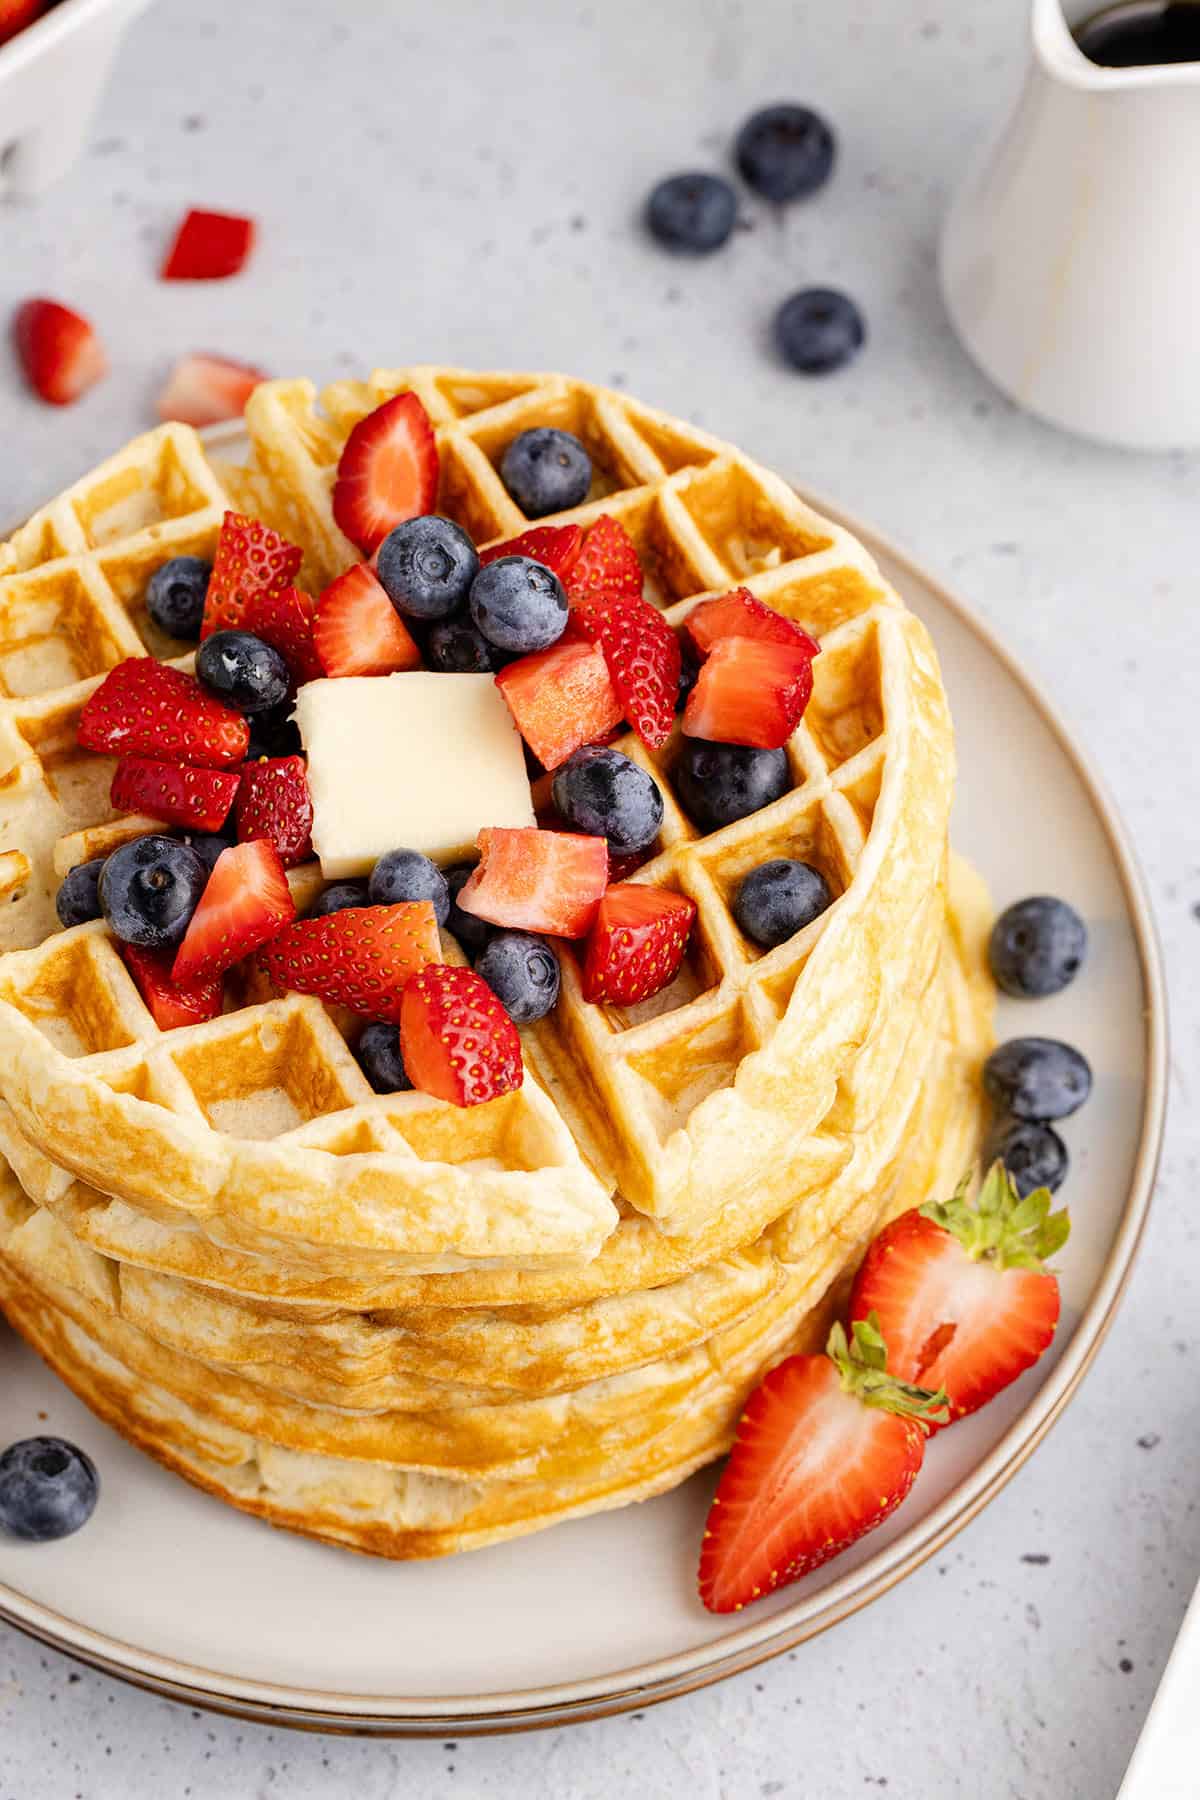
<box><xmin>376</xmin><ymin>516</ymin><xmax>480</xmax><ymax>620</ymax></box>
<box><xmin>469</xmin><ymin>556</ymin><xmax>568</xmax><ymax>654</ymax></box>
<box><xmin>735</xmin><ymin>104</ymin><xmax>836</xmax><ymax>202</ymax></box>
<box><xmin>983</xmin><ymin>1119</ymin><xmax>1069</xmax><ymax>1197</ymax></box>
<box><xmin>989</xmin><ymin>896</ymin><xmax>1087</xmax><ymax>998</ymax></box>
<box><xmin>368</xmin><ymin>848</ymin><xmax>451</xmax><ymax>926</ymax></box>
<box><xmin>645</xmin><ymin>172</ymin><xmax>737</xmax><ymax>252</ymax></box>
<box><xmin>0</xmin><ymin>1437</ymin><xmax>99</xmax><ymax>1542</ymax></box>
<box><xmin>99</xmin><ymin>835</ymin><xmax>207</xmax><ymax>950</ymax></box>
<box><xmin>673</xmin><ymin>740</ymin><xmax>790</xmax><ymax>832</ymax></box>
<box><xmin>476</xmin><ymin>930</ymin><xmax>561</xmax><ymax>1024</ymax></box>
<box><xmin>499</xmin><ymin>428</ymin><xmax>592</xmax><ymax>518</ymax></box>
<box><xmin>734</xmin><ymin>858</ymin><xmax>832</xmax><ymax>948</ymax></box>
<box><xmin>306</xmin><ymin>880</ymin><xmax>369</xmax><ymax>920</ymax></box>
<box><xmin>355</xmin><ymin>1021</ymin><xmax>412</xmax><ymax>1093</ymax></box>
<box><xmin>444</xmin><ymin>862</ymin><xmax>493</xmax><ymax>956</ymax></box>
<box><xmin>196</xmin><ymin>630</ymin><xmax>291</xmax><ymax>715</ymax></box>
<box><xmin>551</xmin><ymin>745</ymin><xmax>664</xmax><ymax>854</ymax></box>
<box><xmin>145</xmin><ymin>555</ymin><xmax>212</xmax><ymax>641</ymax></box>
<box><xmin>55</xmin><ymin>857</ymin><xmax>107</xmax><ymax>929</ymax></box>
<box><xmin>983</xmin><ymin>1037</ymin><xmax>1092</xmax><ymax>1123</ymax></box>
<box><xmin>775</xmin><ymin>289</ymin><xmax>866</xmax><ymax>374</ymax></box>
<box><xmin>426</xmin><ymin>618</ymin><xmax>506</xmax><ymax>674</ymax></box>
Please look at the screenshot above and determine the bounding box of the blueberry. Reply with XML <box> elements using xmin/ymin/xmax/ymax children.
<box><xmin>645</xmin><ymin>172</ymin><xmax>737</xmax><ymax>252</ymax></box>
<box><xmin>177</xmin><ymin>825</ymin><xmax>236</xmax><ymax>876</ymax></box>
<box><xmin>355</xmin><ymin>1021</ymin><xmax>412</xmax><ymax>1094</ymax></box>
<box><xmin>376</xmin><ymin>516</ymin><xmax>479</xmax><ymax>621</ymax></box>
<box><xmin>469</xmin><ymin>556</ymin><xmax>568</xmax><ymax>654</ymax></box>
<box><xmin>144</xmin><ymin>556</ymin><xmax>211</xmax><ymax>641</ymax></box>
<box><xmin>734</xmin><ymin>858</ymin><xmax>833</xmax><ymax>948</ymax></box>
<box><xmin>55</xmin><ymin>858</ymin><xmax>106</xmax><ymax>929</ymax></box>
<box><xmin>551</xmin><ymin>745</ymin><xmax>663</xmax><ymax>855</ymax></box>
<box><xmin>983</xmin><ymin>1119</ymin><xmax>1069</xmax><ymax>1198</ymax></box>
<box><xmin>0</xmin><ymin>1437</ymin><xmax>99</xmax><ymax>1542</ymax></box>
<box><xmin>307</xmin><ymin>881</ymin><xmax>369</xmax><ymax>919</ymax></box>
<box><xmin>368</xmin><ymin>848</ymin><xmax>450</xmax><ymax>926</ymax></box>
<box><xmin>499</xmin><ymin>428</ymin><xmax>592</xmax><ymax>518</ymax></box>
<box><xmin>195</xmin><ymin>630</ymin><xmax>290</xmax><ymax>716</ymax></box>
<box><xmin>775</xmin><ymin>289</ymin><xmax>866</xmax><ymax>375</ymax></box>
<box><xmin>673</xmin><ymin>741</ymin><xmax>790</xmax><ymax>832</ymax></box>
<box><xmin>989</xmin><ymin>897</ymin><xmax>1087</xmax><ymax>998</ymax></box>
<box><xmin>476</xmin><ymin>931</ymin><xmax>561</xmax><ymax>1024</ymax></box>
<box><xmin>426</xmin><ymin>618</ymin><xmax>506</xmax><ymax>674</ymax></box>
<box><xmin>444</xmin><ymin>862</ymin><xmax>493</xmax><ymax>956</ymax></box>
<box><xmin>676</xmin><ymin>641</ymin><xmax>701</xmax><ymax>715</ymax></box>
<box><xmin>983</xmin><ymin>1037</ymin><xmax>1092</xmax><ymax>1123</ymax></box>
<box><xmin>98</xmin><ymin>834</ymin><xmax>207</xmax><ymax>950</ymax></box>
<box><xmin>735</xmin><ymin>104</ymin><xmax>836</xmax><ymax>203</ymax></box>
<box><xmin>245</xmin><ymin>701</ymin><xmax>302</xmax><ymax>761</ymax></box>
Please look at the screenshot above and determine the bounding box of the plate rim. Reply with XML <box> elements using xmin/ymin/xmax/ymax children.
<box><xmin>0</xmin><ymin>438</ymin><xmax>1169</xmax><ymax>1734</ymax></box>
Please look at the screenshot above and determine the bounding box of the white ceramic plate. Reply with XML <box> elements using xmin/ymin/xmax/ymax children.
<box><xmin>0</xmin><ymin>456</ymin><xmax>1167</xmax><ymax>1733</ymax></box>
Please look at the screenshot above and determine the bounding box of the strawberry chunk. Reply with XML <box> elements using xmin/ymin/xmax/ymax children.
<box><xmin>314</xmin><ymin>562</ymin><xmax>421</xmax><ymax>677</ymax></box>
<box><xmin>120</xmin><ymin>944</ymin><xmax>223</xmax><ymax>1031</ymax></box>
<box><xmin>258</xmin><ymin>902</ymin><xmax>440</xmax><ymax>1022</ymax></box>
<box><xmin>581</xmin><ymin>883</ymin><xmax>695</xmax><ymax>1005</ymax></box>
<box><xmin>157</xmin><ymin>352</ymin><xmax>267</xmax><ymax>428</ymax></box>
<box><xmin>400</xmin><ymin>965</ymin><xmax>522</xmax><ymax>1108</ymax></box>
<box><xmin>0</xmin><ymin>2</ymin><xmax>48</xmax><ymax>47</ymax></box>
<box><xmin>479</xmin><ymin>524</ymin><xmax>584</xmax><ymax>582</ymax></box>
<box><xmin>244</xmin><ymin>585</ymin><xmax>323</xmax><ymax>685</ymax></box>
<box><xmin>79</xmin><ymin>659</ymin><xmax>249</xmax><ymax>769</ymax></box>
<box><xmin>685</xmin><ymin>588</ymin><xmax>820</xmax><ymax>660</ymax></box>
<box><xmin>172</xmin><ymin>840</ymin><xmax>295</xmax><ymax>985</ymax></box>
<box><xmin>565</xmin><ymin>514</ymin><xmax>643</xmax><ymax>604</ymax></box>
<box><xmin>682</xmin><ymin>636</ymin><xmax>814</xmax><ymax>749</ymax></box>
<box><xmin>457</xmin><ymin>827</ymin><xmax>608</xmax><ymax>938</ymax></box>
<box><xmin>201</xmin><ymin>512</ymin><xmax>303</xmax><ymax>640</ymax></box>
<box><xmin>331</xmin><ymin>392</ymin><xmax>439</xmax><ymax>555</ymax></box>
<box><xmin>111</xmin><ymin>757</ymin><xmax>240</xmax><ymax>832</ymax></box>
<box><xmin>160</xmin><ymin>209</ymin><xmax>256</xmax><ymax>281</ymax></box>
<box><xmin>495</xmin><ymin>636</ymin><xmax>622</xmax><ymax>770</ymax></box>
<box><xmin>571</xmin><ymin>591</ymin><xmax>680</xmax><ymax>751</ymax></box>
<box><xmin>13</xmin><ymin>298</ymin><xmax>107</xmax><ymax>406</ymax></box>
<box><xmin>236</xmin><ymin>755</ymin><xmax>313</xmax><ymax>868</ymax></box>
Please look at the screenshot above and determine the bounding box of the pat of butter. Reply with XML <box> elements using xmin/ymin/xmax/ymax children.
<box><xmin>294</xmin><ymin>674</ymin><xmax>535</xmax><ymax>878</ymax></box>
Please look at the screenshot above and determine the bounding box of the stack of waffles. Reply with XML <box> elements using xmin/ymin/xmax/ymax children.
<box><xmin>0</xmin><ymin>372</ymin><xmax>993</xmax><ymax>1557</ymax></box>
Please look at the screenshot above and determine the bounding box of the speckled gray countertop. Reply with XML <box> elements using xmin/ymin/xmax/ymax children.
<box><xmin>1</xmin><ymin>1</ymin><xmax>1197</xmax><ymax>1794</ymax></box>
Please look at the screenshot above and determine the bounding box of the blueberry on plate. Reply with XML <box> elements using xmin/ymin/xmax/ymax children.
<box><xmin>734</xmin><ymin>858</ymin><xmax>833</xmax><ymax>948</ymax></box>
<box><xmin>426</xmin><ymin>618</ymin><xmax>506</xmax><ymax>674</ymax></box>
<box><xmin>55</xmin><ymin>857</ymin><xmax>107</xmax><ymax>929</ymax></box>
<box><xmin>0</xmin><ymin>1437</ymin><xmax>99</xmax><ymax>1542</ymax></box>
<box><xmin>368</xmin><ymin>848</ymin><xmax>450</xmax><ymax>926</ymax></box>
<box><xmin>469</xmin><ymin>556</ymin><xmax>568</xmax><ymax>654</ymax></box>
<box><xmin>144</xmin><ymin>555</ymin><xmax>211</xmax><ymax>641</ymax></box>
<box><xmin>983</xmin><ymin>1037</ymin><xmax>1092</xmax><ymax>1123</ymax></box>
<box><xmin>989</xmin><ymin>896</ymin><xmax>1087</xmax><ymax>998</ymax></box>
<box><xmin>196</xmin><ymin>630</ymin><xmax>291</xmax><ymax>715</ymax></box>
<box><xmin>476</xmin><ymin>931</ymin><xmax>561</xmax><ymax>1025</ymax></box>
<box><xmin>306</xmin><ymin>880</ymin><xmax>369</xmax><ymax>919</ymax></box>
<box><xmin>645</xmin><ymin>172</ymin><xmax>737</xmax><ymax>252</ymax></box>
<box><xmin>983</xmin><ymin>1119</ymin><xmax>1069</xmax><ymax>1197</ymax></box>
<box><xmin>775</xmin><ymin>288</ymin><xmax>866</xmax><ymax>374</ymax></box>
<box><xmin>355</xmin><ymin>1021</ymin><xmax>412</xmax><ymax>1094</ymax></box>
<box><xmin>376</xmin><ymin>516</ymin><xmax>479</xmax><ymax>621</ymax></box>
<box><xmin>551</xmin><ymin>745</ymin><xmax>664</xmax><ymax>855</ymax></box>
<box><xmin>444</xmin><ymin>862</ymin><xmax>493</xmax><ymax>956</ymax></box>
<box><xmin>98</xmin><ymin>835</ymin><xmax>207</xmax><ymax>950</ymax></box>
<box><xmin>735</xmin><ymin>103</ymin><xmax>836</xmax><ymax>203</ymax></box>
<box><xmin>499</xmin><ymin>428</ymin><xmax>592</xmax><ymax>518</ymax></box>
<box><xmin>177</xmin><ymin>825</ymin><xmax>237</xmax><ymax>876</ymax></box>
<box><xmin>673</xmin><ymin>741</ymin><xmax>790</xmax><ymax>832</ymax></box>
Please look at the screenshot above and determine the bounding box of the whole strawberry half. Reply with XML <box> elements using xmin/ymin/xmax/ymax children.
<box><xmin>258</xmin><ymin>902</ymin><xmax>440</xmax><ymax>1022</ymax></box>
<box><xmin>571</xmin><ymin>590</ymin><xmax>680</xmax><ymax>752</ymax></box>
<box><xmin>849</xmin><ymin>1163</ymin><xmax>1069</xmax><ymax>1430</ymax></box>
<box><xmin>582</xmin><ymin>882</ymin><xmax>696</xmax><ymax>1005</ymax></box>
<box><xmin>682</xmin><ymin>635</ymin><xmax>814</xmax><ymax>750</ymax></box>
<box><xmin>314</xmin><ymin>562</ymin><xmax>421</xmax><ymax>677</ymax></box>
<box><xmin>698</xmin><ymin>1316</ymin><xmax>946</xmax><ymax>1614</ymax></box>
<box><xmin>565</xmin><ymin>514</ymin><xmax>643</xmax><ymax>604</ymax></box>
<box><xmin>111</xmin><ymin>757</ymin><xmax>240</xmax><ymax>833</ymax></box>
<box><xmin>120</xmin><ymin>944</ymin><xmax>223</xmax><ymax>1031</ymax></box>
<box><xmin>494</xmin><ymin>636</ymin><xmax>622</xmax><ymax>771</ymax></box>
<box><xmin>456</xmin><ymin>827</ymin><xmax>608</xmax><ymax>939</ymax></box>
<box><xmin>685</xmin><ymin>587</ymin><xmax>821</xmax><ymax>660</ymax></box>
<box><xmin>244</xmin><ymin>585</ymin><xmax>323</xmax><ymax>685</ymax></box>
<box><xmin>331</xmin><ymin>392</ymin><xmax>439</xmax><ymax>555</ymax></box>
<box><xmin>201</xmin><ymin>512</ymin><xmax>304</xmax><ymax>640</ymax></box>
<box><xmin>236</xmin><ymin>755</ymin><xmax>313</xmax><ymax>868</ymax></box>
<box><xmin>172</xmin><ymin>839</ymin><xmax>295</xmax><ymax>985</ymax></box>
<box><xmin>79</xmin><ymin>657</ymin><xmax>250</xmax><ymax>769</ymax></box>
<box><xmin>479</xmin><ymin>523</ymin><xmax>584</xmax><ymax>583</ymax></box>
<box><xmin>400</xmin><ymin>964</ymin><xmax>523</xmax><ymax>1108</ymax></box>
<box><xmin>12</xmin><ymin>298</ymin><xmax>107</xmax><ymax>406</ymax></box>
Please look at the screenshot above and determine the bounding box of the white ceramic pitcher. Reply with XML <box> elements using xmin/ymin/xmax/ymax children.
<box><xmin>940</xmin><ymin>0</ymin><xmax>1200</xmax><ymax>451</ymax></box>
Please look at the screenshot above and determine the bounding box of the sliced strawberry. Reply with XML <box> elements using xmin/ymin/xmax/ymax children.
<box><xmin>685</xmin><ymin>588</ymin><xmax>821</xmax><ymax>660</ymax></box>
<box><xmin>479</xmin><ymin>524</ymin><xmax>584</xmax><ymax>582</ymax></box>
<box><xmin>457</xmin><ymin>827</ymin><xmax>608</xmax><ymax>939</ymax></box>
<box><xmin>172</xmin><ymin>840</ymin><xmax>295</xmax><ymax>985</ymax></box>
<box><xmin>581</xmin><ymin>882</ymin><xmax>695</xmax><ymax>1005</ymax></box>
<box><xmin>120</xmin><ymin>944</ymin><xmax>223</xmax><ymax>1031</ymax></box>
<box><xmin>849</xmin><ymin>1164</ymin><xmax>1068</xmax><ymax>1431</ymax></box>
<box><xmin>156</xmin><ymin>352</ymin><xmax>267</xmax><ymax>428</ymax></box>
<box><xmin>494</xmin><ymin>637</ymin><xmax>622</xmax><ymax>770</ymax></box>
<box><xmin>244</xmin><ymin>585</ymin><xmax>323</xmax><ymax>685</ymax></box>
<box><xmin>0</xmin><ymin>1</ymin><xmax>47</xmax><ymax>46</ymax></box>
<box><xmin>258</xmin><ymin>901</ymin><xmax>440</xmax><ymax>1022</ymax></box>
<box><xmin>160</xmin><ymin>209</ymin><xmax>256</xmax><ymax>281</ymax></box>
<box><xmin>111</xmin><ymin>757</ymin><xmax>240</xmax><ymax>832</ymax></box>
<box><xmin>565</xmin><ymin>514</ymin><xmax>643</xmax><ymax>604</ymax></box>
<box><xmin>698</xmin><ymin>1318</ymin><xmax>946</xmax><ymax>1613</ymax></box>
<box><xmin>400</xmin><ymin>965</ymin><xmax>523</xmax><ymax>1108</ymax></box>
<box><xmin>331</xmin><ymin>392</ymin><xmax>439</xmax><ymax>555</ymax></box>
<box><xmin>571</xmin><ymin>591</ymin><xmax>680</xmax><ymax>752</ymax></box>
<box><xmin>235</xmin><ymin>755</ymin><xmax>313</xmax><ymax>868</ymax></box>
<box><xmin>314</xmin><ymin>562</ymin><xmax>422</xmax><ymax>677</ymax></box>
<box><xmin>79</xmin><ymin>659</ymin><xmax>249</xmax><ymax>769</ymax></box>
<box><xmin>201</xmin><ymin>512</ymin><xmax>303</xmax><ymax>640</ymax></box>
<box><xmin>13</xmin><ymin>298</ymin><xmax>107</xmax><ymax>406</ymax></box>
<box><xmin>682</xmin><ymin>636</ymin><xmax>814</xmax><ymax>750</ymax></box>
